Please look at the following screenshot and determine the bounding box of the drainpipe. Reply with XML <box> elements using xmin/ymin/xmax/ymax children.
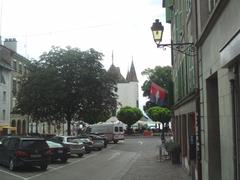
<box><xmin>194</xmin><ymin>0</ymin><xmax>202</xmax><ymax>179</ymax></box>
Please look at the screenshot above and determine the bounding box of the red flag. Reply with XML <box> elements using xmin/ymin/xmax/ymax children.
<box><xmin>150</xmin><ymin>82</ymin><xmax>167</xmax><ymax>105</ymax></box>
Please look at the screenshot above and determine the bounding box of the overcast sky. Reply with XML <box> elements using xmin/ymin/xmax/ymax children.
<box><xmin>0</xmin><ymin>0</ymin><xmax>171</xmax><ymax>110</ymax></box>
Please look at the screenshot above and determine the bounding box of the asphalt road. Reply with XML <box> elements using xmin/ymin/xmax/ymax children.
<box><xmin>0</xmin><ymin>137</ymin><xmax>162</xmax><ymax>180</ymax></box>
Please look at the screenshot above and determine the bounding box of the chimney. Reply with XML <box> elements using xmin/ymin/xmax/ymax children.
<box><xmin>4</xmin><ymin>38</ymin><xmax>17</xmax><ymax>52</ymax></box>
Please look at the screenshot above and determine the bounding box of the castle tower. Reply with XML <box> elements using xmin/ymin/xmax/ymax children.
<box><xmin>107</xmin><ymin>56</ymin><xmax>139</xmax><ymax>111</ymax></box>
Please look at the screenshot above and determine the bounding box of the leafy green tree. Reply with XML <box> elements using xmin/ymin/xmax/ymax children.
<box><xmin>117</xmin><ymin>106</ymin><xmax>143</xmax><ymax>130</ymax></box>
<box><xmin>146</xmin><ymin>106</ymin><xmax>171</xmax><ymax>141</ymax></box>
<box><xmin>17</xmin><ymin>61</ymin><xmax>64</xmax><ymax>133</ymax></box>
<box><xmin>141</xmin><ymin>66</ymin><xmax>173</xmax><ymax>110</ymax></box>
<box><xmin>17</xmin><ymin>47</ymin><xmax>118</xmax><ymax>135</ymax></box>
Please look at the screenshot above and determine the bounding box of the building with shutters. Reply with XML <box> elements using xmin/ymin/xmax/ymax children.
<box><xmin>2</xmin><ymin>38</ymin><xmax>30</xmax><ymax>135</ymax></box>
<box><xmin>163</xmin><ymin>0</ymin><xmax>240</xmax><ymax>180</ymax></box>
<box><xmin>162</xmin><ymin>0</ymin><xmax>200</xmax><ymax>179</ymax></box>
<box><xmin>0</xmin><ymin>43</ymin><xmax>13</xmax><ymax>135</ymax></box>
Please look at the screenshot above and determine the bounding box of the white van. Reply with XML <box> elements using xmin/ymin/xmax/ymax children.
<box><xmin>89</xmin><ymin>123</ymin><xmax>125</xmax><ymax>143</ymax></box>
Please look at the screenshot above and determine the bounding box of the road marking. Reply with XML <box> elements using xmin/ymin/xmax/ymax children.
<box><xmin>138</xmin><ymin>141</ymin><xmax>143</xmax><ymax>145</ymax></box>
<box><xmin>0</xmin><ymin>144</ymin><xmax>117</xmax><ymax>180</ymax></box>
<box><xmin>0</xmin><ymin>169</ymin><xmax>27</xmax><ymax>180</ymax></box>
<box><xmin>26</xmin><ymin>153</ymin><xmax>97</xmax><ymax>180</ymax></box>
<box><xmin>107</xmin><ymin>152</ymin><xmax>121</xmax><ymax>161</ymax></box>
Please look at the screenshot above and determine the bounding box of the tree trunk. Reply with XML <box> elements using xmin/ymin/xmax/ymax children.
<box><xmin>67</xmin><ymin>118</ymin><xmax>71</xmax><ymax>136</ymax></box>
<box><xmin>161</xmin><ymin>122</ymin><xmax>165</xmax><ymax>143</ymax></box>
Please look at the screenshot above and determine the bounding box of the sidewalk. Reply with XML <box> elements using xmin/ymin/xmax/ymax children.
<box><xmin>121</xmin><ymin>138</ymin><xmax>191</xmax><ymax>180</ymax></box>
<box><xmin>121</xmin><ymin>155</ymin><xmax>191</xmax><ymax>180</ymax></box>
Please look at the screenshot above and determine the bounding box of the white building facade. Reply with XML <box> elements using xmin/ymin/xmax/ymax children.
<box><xmin>0</xmin><ymin>45</ymin><xmax>12</xmax><ymax>135</ymax></box>
<box><xmin>107</xmin><ymin>60</ymin><xmax>139</xmax><ymax>112</ymax></box>
<box><xmin>197</xmin><ymin>0</ymin><xmax>240</xmax><ymax>179</ymax></box>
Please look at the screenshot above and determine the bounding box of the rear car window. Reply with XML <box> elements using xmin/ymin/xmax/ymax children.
<box><xmin>20</xmin><ymin>140</ymin><xmax>48</xmax><ymax>150</ymax></box>
<box><xmin>119</xmin><ymin>127</ymin><xmax>123</xmax><ymax>132</ymax></box>
<box><xmin>67</xmin><ymin>137</ymin><xmax>78</xmax><ymax>142</ymax></box>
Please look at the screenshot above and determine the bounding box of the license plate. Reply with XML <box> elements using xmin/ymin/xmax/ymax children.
<box><xmin>58</xmin><ymin>150</ymin><xmax>63</xmax><ymax>153</ymax></box>
<box><xmin>30</xmin><ymin>154</ymin><xmax>41</xmax><ymax>158</ymax></box>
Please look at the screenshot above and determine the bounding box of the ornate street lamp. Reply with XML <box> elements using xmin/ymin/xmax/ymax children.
<box><xmin>151</xmin><ymin>19</ymin><xmax>164</xmax><ymax>47</ymax></box>
<box><xmin>151</xmin><ymin>19</ymin><xmax>195</xmax><ymax>56</ymax></box>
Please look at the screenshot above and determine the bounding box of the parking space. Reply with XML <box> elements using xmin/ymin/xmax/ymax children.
<box><xmin>0</xmin><ymin>144</ymin><xmax>114</xmax><ymax>180</ymax></box>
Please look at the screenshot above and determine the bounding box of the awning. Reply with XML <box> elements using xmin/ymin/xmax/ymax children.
<box><xmin>0</xmin><ymin>125</ymin><xmax>16</xmax><ymax>131</ymax></box>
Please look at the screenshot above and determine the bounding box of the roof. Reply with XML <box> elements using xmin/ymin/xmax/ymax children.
<box><xmin>126</xmin><ymin>61</ymin><xmax>138</xmax><ymax>82</ymax></box>
<box><xmin>107</xmin><ymin>64</ymin><xmax>127</xmax><ymax>83</ymax></box>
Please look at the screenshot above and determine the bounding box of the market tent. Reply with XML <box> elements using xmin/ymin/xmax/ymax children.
<box><xmin>132</xmin><ymin>116</ymin><xmax>157</xmax><ymax>129</ymax></box>
<box><xmin>105</xmin><ymin>116</ymin><xmax>123</xmax><ymax>124</ymax></box>
<box><xmin>104</xmin><ymin>116</ymin><xmax>127</xmax><ymax>129</ymax></box>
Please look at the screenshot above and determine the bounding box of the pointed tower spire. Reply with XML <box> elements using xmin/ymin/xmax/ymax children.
<box><xmin>126</xmin><ymin>57</ymin><xmax>138</xmax><ymax>82</ymax></box>
<box><xmin>112</xmin><ymin>50</ymin><xmax>114</xmax><ymax>65</ymax></box>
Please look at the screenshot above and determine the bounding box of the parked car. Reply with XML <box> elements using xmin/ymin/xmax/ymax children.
<box><xmin>49</xmin><ymin>136</ymin><xmax>85</xmax><ymax>157</ymax></box>
<box><xmin>71</xmin><ymin>138</ymin><xmax>93</xmax><ymax>154</ymax></box>
<box><xmin>88</xmin><ymin>134</ymin><xmax>108</xmax><ymax>148</ymax></box>
<box><xmin>78</xmin><ymin>135</ymin><xmax>104</xmax><ymax>151</ymax></box>
<box><xmin>46</xmin><ymin>141</ymin><xmax>69</xmax><ymax>163</ymax></box>
<box><xmin>0</xmin><ymin>136</ymin><xmax>51</xmax><ymax>171</ymax></box>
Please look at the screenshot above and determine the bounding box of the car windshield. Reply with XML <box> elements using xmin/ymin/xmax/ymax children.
<box><xmin>21</xmin><ymin>140</ymin><xmax>48</xmax><ymax>150</ymax></box>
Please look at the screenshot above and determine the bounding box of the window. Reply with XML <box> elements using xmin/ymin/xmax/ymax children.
<box><xmin>0</xmin><ymin>68</ymin><xmax>5</xmax><ymax>84</ymax></box>
<box><xmin>24</xmin><ymin>66</ymin><xmax>27</xmax><ymax>75</ymax></box>
<box><xmin>119</xmin><ymin>127</ymin><xmax>123</xmax><ymax>132</ymax></box>
<box><xmin>3</xmin><ymin>91</ymin><xmax>6</xmax><ymax>101</ymax></box>
<box><xmin>13</xmin><ymin>61</ymin><xmax>17</xmax><ymax>71</ymax></box>
<box><xmin>2</xmin><ymin>110</ymin><xmax>6</xmax><ymax>121</ymax></box>
<box><xmin>114</xmin><ymin>127</ymin><xmax>119</xmax><ymax>132</ymax></box>
<box><xmin>19</xmin><ymin>63</ymin><xmax>22</xmax><ymax>74</ymax></box>
<box><xmin>12</xmin><ymin>79</ymin><xmax>17</xmax><ymax>96</ymax></box>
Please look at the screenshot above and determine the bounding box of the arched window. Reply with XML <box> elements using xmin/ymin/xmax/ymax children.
<box><xmin>22</xmin><ymin>120</ymin><xmax>26</xmax><ymax>135</ymax></box>
<box><xmin>17</xmin><ymin>120</ymin><xmax>22</xmax><ymax>135</ymax></box>
<box><xmin>11</xmin><ymin>120</ymin><xmax>16</xmax><ymax>127</ymax></box>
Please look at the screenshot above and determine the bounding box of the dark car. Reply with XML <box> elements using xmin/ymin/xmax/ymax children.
<box><xmin>0</xmin><ymin>136</ymin><xmax>51</xmax><ymax>171</ymax></box>
<box><xmin>46</xmin><ymin>141</ymin><xmax>69</xmax><ymax>163</ymax></box>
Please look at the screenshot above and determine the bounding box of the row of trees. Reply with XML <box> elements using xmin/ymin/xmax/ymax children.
<box><xmin>16</xmin><ymin>47</ymin><xmax>118</xmax><ymax>135</ymax></box>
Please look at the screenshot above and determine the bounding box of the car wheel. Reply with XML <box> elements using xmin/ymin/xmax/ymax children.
<box><xmin>98</xmin><ymin>147</ymin><xmax>102</xmax><ymax>151</ymax></box>
<box><xmin>40</xmin><ymin>163</ymin><xmax>48</xmax><ymax>170</ymax></box>
<box><xmin>9</xmin><ymin>159</ymin><xmax>16</xmax><ymax>171</ymax></box>
<box><xmin>61</xmin><ymin>157</ymin><xmax>67</xmax><ymax>163</ymax></box>
<box><xmin>86</xmin><ymin>150</ymin><xmax>91</xmax><ymax>154</ymax></box>
<box><xmin>78</xmin><ymin>154</ymin><xmax>83</xmax><ymax>158</ymax></box>
<box><xmin>113</xmin><ymin>140</ymin><xmax>118</xmax><ymax>144</ymax></box>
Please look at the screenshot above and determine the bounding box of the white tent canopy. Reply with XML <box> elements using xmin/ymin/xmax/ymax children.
<box><xmin>105</xmin><ymin>116</ymin><xmax>122</xmax><ymax>124</ymax></box>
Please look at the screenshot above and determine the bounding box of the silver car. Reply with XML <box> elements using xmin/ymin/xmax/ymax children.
<box><xmin>49</xmin><ymin>136</ymin><xmax>85</xmax><ymax>157</ymax></box>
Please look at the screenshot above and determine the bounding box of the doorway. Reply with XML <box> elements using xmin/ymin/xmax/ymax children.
<box><xmin>206</xmin><ymin>73</ymin><xmax>222</xmax><ymax>180</ymax></box>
